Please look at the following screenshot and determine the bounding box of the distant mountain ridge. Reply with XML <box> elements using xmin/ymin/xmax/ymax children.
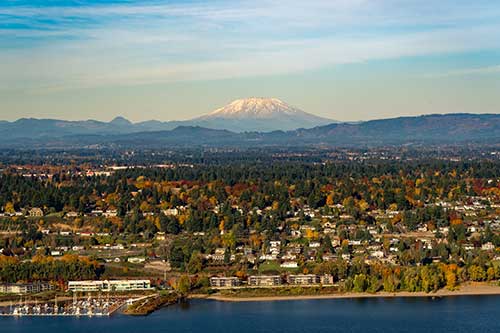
<box><xmin>2</xmin><ymin>113</ymin><xmax>500</xmax><ymax>148</ymax></box>
<box><xmin>0</xmin><ymin>98</ymin><xmax>334</xmax><ymax>137</ymax></box>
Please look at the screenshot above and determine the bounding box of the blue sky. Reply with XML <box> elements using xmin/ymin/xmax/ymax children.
<box><xmin>1</xmin><ymin>0</ymin><xmax>499</xmax><ymax>122</ymax></box>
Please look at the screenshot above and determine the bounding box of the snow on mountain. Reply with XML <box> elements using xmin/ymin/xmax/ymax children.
<box><xmin>192</xmin><ymin>97</ymin><xmax>334</xmax><ymax>131</ymax></box>
<box><xmin>200</xmin><ymin>98</ymin><xmax>301</xmax><ymax>119</ymax></box>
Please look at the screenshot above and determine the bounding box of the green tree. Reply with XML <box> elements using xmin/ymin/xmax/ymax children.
<box><xmin>353</xmin><ymin>274</ymin><xmax>368</xmax><ymax>292</ymax></box>
<box><xmin>176</xmin><ymin>275</ymin><xmax>191</xmax><ymax>295</ymax></box>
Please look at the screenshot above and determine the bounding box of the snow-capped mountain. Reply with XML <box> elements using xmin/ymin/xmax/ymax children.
<box><xmin>0</xmin><ymin>98</ymin><xmax>335</xmax><ymax>138</ymax></box>
<box><xmin>192</xmin><ymin>97</ymin><xmax>334</xmax><ymax>132</ymax></box>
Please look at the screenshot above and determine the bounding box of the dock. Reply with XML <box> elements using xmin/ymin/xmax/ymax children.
<box><xmin>0</xmin><ymin>295</ymin><xmax>128</xmax><ymax>317</ymax></box>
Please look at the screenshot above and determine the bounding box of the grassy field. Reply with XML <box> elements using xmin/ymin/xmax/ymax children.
<box><xmin>257</xmin><ymin>261</ymin><xmax>300</xmax><ymax>274</ymax></box>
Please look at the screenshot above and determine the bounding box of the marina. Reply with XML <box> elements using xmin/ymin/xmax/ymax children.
<box><xmin>0</xmin><ymin>295</ymin><xmax>126</xmax><ymax>317</ymax></box>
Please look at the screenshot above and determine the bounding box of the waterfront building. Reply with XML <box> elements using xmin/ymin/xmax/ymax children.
<box><xmin>210</xmin><ymin>277</ymin><xmax>240</xmax><ymax>288</ymax></box>
<box><xmin>67</xmin><ymin>279</ymin><xmax>152</xmax><ymax>292</ymax></box>
<box><xmin>248</xmin><ymin>275</ymin><xmax>282</xmax><ymax>286</ymax></box>
<box><xmin>319</xmin><ymin>274</ymin><xmax>335</xmax><ymax>285</ymax></box>
<box><xmin>287</xmin><ymin>274</ymin><xmax>319</xmax><ymax>285</ymax></box>
<box><xmin>0</xmin><ymin>282</ymin><xmax>53</xmax><ymax>294</ymax></box>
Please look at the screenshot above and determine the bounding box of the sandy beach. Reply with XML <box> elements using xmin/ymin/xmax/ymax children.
<box><xmin>201</xmin><ymin>283</ymin><xmax>500</xmax><ymax>302</ymax></box>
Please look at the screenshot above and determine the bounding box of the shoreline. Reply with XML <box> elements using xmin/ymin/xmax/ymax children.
<box><xmin>197</xmin><ymin>283</ymin><xmax>500</xmax><ymax>302</ymax></box>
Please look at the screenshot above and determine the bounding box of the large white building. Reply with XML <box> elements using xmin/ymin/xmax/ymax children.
<box><xmin>67</xmin><ymin>280</ymin><xmax>152</xmax><ymax>292</ymax></box>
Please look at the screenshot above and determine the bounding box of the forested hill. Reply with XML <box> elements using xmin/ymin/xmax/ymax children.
<box><xmin>289</xmin><ymin>113</ymin><xmax>500</xmax><ymax>145</ymax></box>
<box><xmin>2</xmin><ymin>113</ymin><xmax>500</xmax><ymax>148</ymax></box>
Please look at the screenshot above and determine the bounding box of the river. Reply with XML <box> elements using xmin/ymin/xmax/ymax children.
<box><xmin>2</xmin><ymin>296</ymin><xmax>499</xmax><ymax>332</ymax></box>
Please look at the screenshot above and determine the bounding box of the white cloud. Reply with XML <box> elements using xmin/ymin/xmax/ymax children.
<box><xmin>1</xmin><ymin>0</ymin><xmax>500</xmax><ymax>91</ymax></box>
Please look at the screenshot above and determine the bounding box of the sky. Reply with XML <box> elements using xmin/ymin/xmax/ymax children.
<box><xmin>0</xmin><ymin>0</ymin><xmax>499</xmax><ymax>122</ymax></box>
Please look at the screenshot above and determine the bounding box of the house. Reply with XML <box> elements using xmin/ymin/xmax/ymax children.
<box><xmin>260</xmin><ymin>254</ymin><xmax>277</xmax><ymax>261</ymax></box>
<box><xmin>280</xmin><ymin>261</ymin><xmax>298</xmax><ymax>268</ymax></box>
<box><xmin>463</xmin><ymin>244</ymin><xmax>475</xmax><ymax>251</ymax></box>
<box><xmin>269</xmin><ymin>241</ymin><xmax>281</xmax><ymax>250</ymax></box>
<box><xmin>245</xmin><ymin>254</ymin><xmax>257</xmax><ymax>264</ymax></box>
<box><xmin>322</xmin><ymin>221</ymin><xmax>335</xmax><ymax>229</ymax></box>
<box><xmin>162</xmin><ymin>208</ymin><xmax>179</xmax><ymax>216</ymax></box>
<box><xmin>467</xmin><ymin>226</ymin><xmax>478</xmax><ymax>233</ymax></box>
<box><xmin>438</xmin><ymin>227</ymin><xmax>449</xmax><ymax>235</ymax></box>
<box><xmin>482</xmin><ymin>242</ymin><xmax>495</xmax><ymax>251</ymax></box>
<box><xmin>65</xmin><ymin>211</ymin><xmax>79</xmax><ymax>218</ymax></box>
<box><xmin>243</xmin><ymin>247</ymin><xmax>253</xmax><ymax>255</ymax></box>
<box><xmin>29</xmin><ymin>207</ymin><xmax>43</xmax><ymax>217</ymax></box>
<box><xmin>103</xmin><ymin>210</ymin><xmax>117</xmax><ymax>217</ymax></box>
<box><xmin>281</xmin><ymin>253</ymin><xmax>297</xmax><ymax>261</ymax></box>
<box><xmin>210</xmin><ymin>277</ymin><xmax>240</xmax><ymax>288</ymax></box>
<box><xmin>211</xmin><ymin>248</ymin><xmax>226</xmax><ymax>261</ymax></box>
<box><xmin>370</xmin><ymin>250</ymin><xmax>384</xmax><ymax>259</ymax></box>
<box><xmin>90</xmin><ymin>210</ymin><xmax>103</xmax><ymax>216</ymax></box>
<box><xmin>417</xmin><ymin>225</ymin><xmax>428</xmax><ymax>232</ymax></box>
<box><xmin>77</xmin><ymin>232</ymin><xmax>94</xmax><ymax>237</ymax></box>
<box><xmin>322</xmin><ymin>253</ymin><xmax>337</xmax><ymax>261</ymax></box>
<box><xmin>128</xmin><ymin>257</ymin><xmax>146</xmax><ymax>264</ymax></box>
<box><xmin>248</xmin><ymin>275</ymin><xmax>282</xmax><ymax>286</ymax></box>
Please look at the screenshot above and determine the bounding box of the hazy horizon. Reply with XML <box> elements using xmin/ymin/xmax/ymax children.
<box><xmin>1</xmin><ymin>102</ymin><xmax>498</xmax><ymax>124</ymax></box>
<box><xmin>1</xmin><ymin>1</ymin><xmax>500</xmax><ymax>122</ymax></box>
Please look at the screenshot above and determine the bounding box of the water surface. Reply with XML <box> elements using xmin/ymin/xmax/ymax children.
<box><xmin>1</xmin><ymin>296</ymin><xmax>499</xmax><ymax>332</ymax></box>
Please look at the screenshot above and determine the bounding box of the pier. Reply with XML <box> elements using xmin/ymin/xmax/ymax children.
<box><xmin>0</xmin><ymin>294</ymin><xmax>128</xmax><ymax>317</ymax></box>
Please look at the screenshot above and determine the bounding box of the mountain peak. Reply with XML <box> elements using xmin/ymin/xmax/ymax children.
<box><xmin>202</xmin><ymin>97</ymin><xmax>310</xmax><ymax>120</ymax></box>
<box><xmin>110</xmin><ymin>116</ymin><xmax>132</xmax><ymax>126</ymax></box>
<box><xmin>190</xmin><ymin>97</ymin><xmax>334</xmax><ymax>132</ymax></box>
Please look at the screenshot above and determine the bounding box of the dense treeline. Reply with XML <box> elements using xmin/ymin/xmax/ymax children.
<box><xmin>0</xmin><ymin>254</ymin><xmax>103</xmax><ymax>283</ymax></box>
<box><xmin>2</xmin><ymin>160</ymin><xmax>500</xmax><ymax>213</ymax></box>
<box><xmin>1</xmin><ymin>160</ymin><xmax>500</xmax><ymax>244</ymax></box>
<box><xmin>313</xmin><ymin>258</ymin><xmax>500</xmax><ymax>292</ymax></box>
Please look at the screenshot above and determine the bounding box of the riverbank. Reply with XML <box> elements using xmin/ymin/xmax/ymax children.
<box><xmin>123</xmin><ymin>293</ymin><xmax>182</xmax><ymax>316</ymax></box>
<box><xmin>199</xmin><ymin>282</ymin><xmax>500</xmax><ymax>302</ymax></box>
